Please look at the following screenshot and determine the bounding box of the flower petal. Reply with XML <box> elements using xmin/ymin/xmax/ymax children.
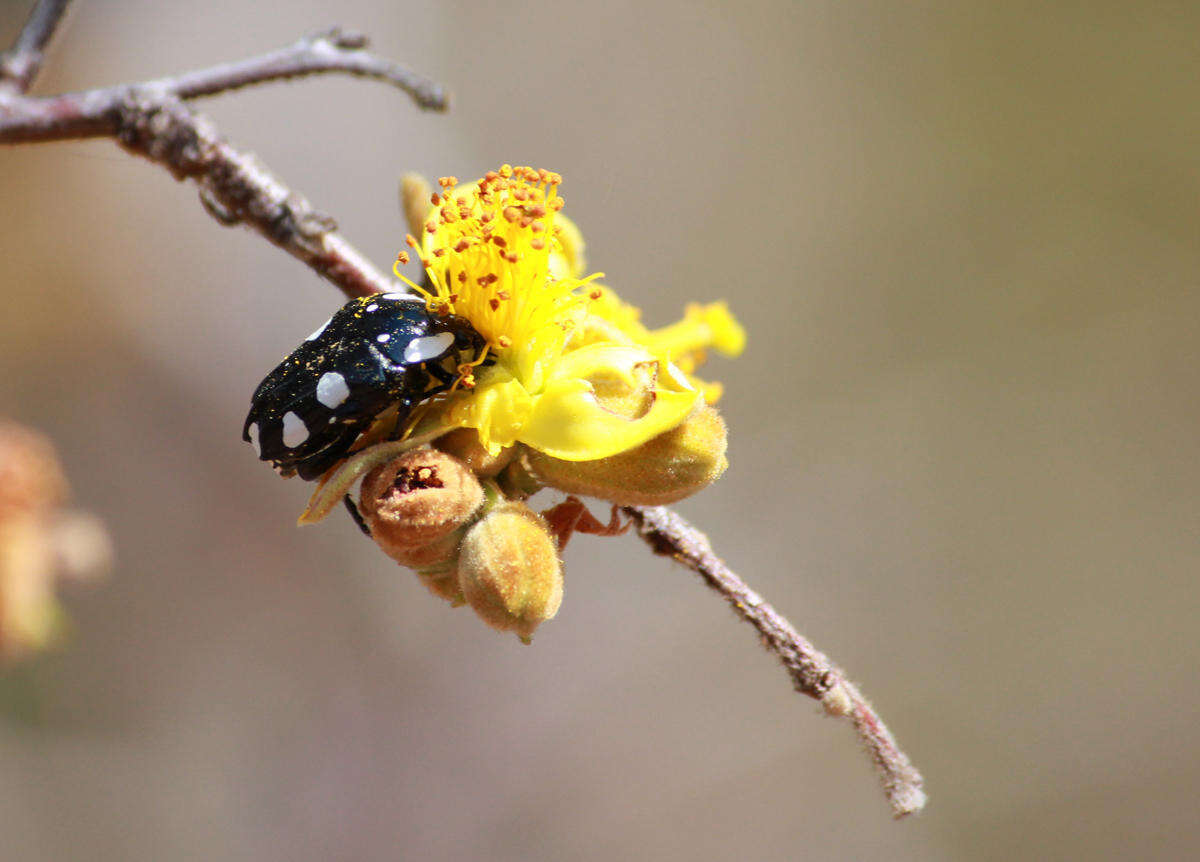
<box><xmin>447</xmin><ymin>373</ymin><xmax>534</xmax><ymax>455</ymax></box>
<box><xmin>518</xmin><ymin>344</ymin><xmax>701</xmax><ymax>461</ymax></box>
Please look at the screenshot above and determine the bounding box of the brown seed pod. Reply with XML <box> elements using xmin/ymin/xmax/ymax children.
<box><xmin>434</xmin><ymin>427</ymin><xmax>518</xmax><ymax>479</ymax></box>
<box><xmin>359</xmin><ymin>448</ymin><xmax>483</xmax><ymax>565</ymax></box>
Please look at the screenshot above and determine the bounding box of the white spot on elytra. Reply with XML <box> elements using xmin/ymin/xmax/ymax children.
<box><xmin>404</xmin><ymin>331</ymin><xmax>455</xmax><ymax>363</ymax></box>
<box><xmin>247</xmin><ymin>423</ymin><xmax>260</xmax><ymax>456</ymax></box>
<box><xmin>282</xmin><ymin>411</ymin><xmax>308</xmax><ymax>448</ymax></box>
<box><xmin>365</xmin><ymin>303</ymin><xmax>379</xmax><ymax>312</ymax></box>
<box><xmin>305</xmin><ymin>317</ymin><xmax>331</xmax><ymax>341</ymax></box>
<box><xmin>376</xmin><ymin>333</ymin><xmax>391</xmax><ymax>343</ymax></box>
<box><xmin>316</xmin><ymin>371</ymin><xmax>350</xmax><ymax>408</ymax></box>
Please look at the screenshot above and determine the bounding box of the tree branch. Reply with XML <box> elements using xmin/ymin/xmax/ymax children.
<box><xmin>623</xmin><ymin>505</ymin><xmax>927</xmax><ymax>818</ymax></box>
<box><xmin>0</xmin><ymin>0</ymin><xmax>72</xmax><ymax>94</ymax></box>
<box><xmin>0</xmin><ymin>28</ymin><xmax>446</xmax><ymax>144</ymax></box>
<box><xmin>110</xmin><ymin>95</ymin><xmax>394</xmax><ymax>300</ymax></box>
<box><xmin>147</xmin><ymin>27</ymin><xmax>447</xmax><ymax>110</ymax></box>
<box><xmin>0</xmin><ymin>26</ymin><xmax>438</xmax><ymax>298</ymax></box>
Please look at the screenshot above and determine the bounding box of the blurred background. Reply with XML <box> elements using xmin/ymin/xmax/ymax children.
<box><xmin>2</xmin><ymin>0</ymin><xmax>1198</xmax><ymax>859</ymax></box>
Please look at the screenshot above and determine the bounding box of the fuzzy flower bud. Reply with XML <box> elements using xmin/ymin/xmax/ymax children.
<box><xmin>525</xmin><ymin>403</ymin><xmax>728</xmax><ymax>506</ymax></box>
<box><xmin>434</xmin><ymin>428</ymin><xmax>518</xmax><ymax>479</ymax></box>
<box><xmin>0</xmin><ymin>422</ymin><xmax>67</xmax><ymax>521</ymax></box>
<box><xmin>456</xmin><ymin>501</ymin><xmax>562</xmax><ymax>643</ymax></box>
<box><xmin>359</xmin><ymin>448</ymin><xmax>483</xmax><ymax>573</ymax></box>
<box><xmin>0</xmin><ymin>421</ymin><xmax>110</xmax><ymax>662</ymax></box>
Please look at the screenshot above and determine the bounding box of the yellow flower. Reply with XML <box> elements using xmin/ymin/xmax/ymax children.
<box><xmin>583</xmin><ymin>286</ymin><xmax>744</xmax><ymax>404</ymax></box>
<box><xmin>392</xmin><ymin>165</ymin><xmax>743</xmax><ymax>461</ymax></box>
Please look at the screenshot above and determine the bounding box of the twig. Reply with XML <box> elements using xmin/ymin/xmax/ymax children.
<box><xmin>1</xmin><ymin>3</ymin><xmax>926</xmax><ymax>819</ymax></box>
<box><xmin>157</xmin><ymin>27</ymin><xmax>446</xmax><ymax>110</ymax></box>
<box><xmin>0</xmin><ymin>0</ymin><xmax>71</xmax><ymax>94</ymax></box>
<box><xmin>111</xmin><ymin>95</ymin><xmax>394</xmax><ymax>300</ymax></box>
<box><xmin>0</xmin><ymin>27</ymin><xmax>447</xmax><ymax>143</ymax></box>
<box><xmin>0</xmin><ymin>23</ymin><xmax>441</xmax><ymax>298</ymax></box>
<box><xmin>624</xmin><ymin>505</ymin><xmax>927</xmax><ymax>817</ymax></box>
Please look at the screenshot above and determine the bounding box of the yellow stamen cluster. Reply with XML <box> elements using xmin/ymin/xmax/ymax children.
<box><xmin>392</xmin><ymin>165</ymin><xmax>602</xmax><ymax>391</ymax></box>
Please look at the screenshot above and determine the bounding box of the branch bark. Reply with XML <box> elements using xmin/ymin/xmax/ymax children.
<box><xmin>623</xmin><ymin>506</ymin><xmax>927</xmax><ymax>817</ymax></box>
<box><xmin>0</xmin><ymin>25</ymin><xmax>444</xmax><ymax>298</ymax></box>
<box><xmin>0</xmin><ymin>0</ymin><xmax>71</xmax><ymax>94</ymax></box>
<box><xmin>1</xmin><ymin>3</ymin><xmax>927</xmax><ymax>819</ymax></box>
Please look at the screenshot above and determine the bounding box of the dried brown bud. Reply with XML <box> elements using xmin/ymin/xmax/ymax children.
<box><xmin>456</xmin><ymin>501</ymin><xmax>562</xmax><ymax>643</ymax></box>
<box><xmin>359</xmin><ymin>448</ymin><xmax>483</xmax><ymax>568</ymax></box>
<box><xmin>525</xmin><ymin>404</ymin><xmax>728</xmax><ymax>506</ymax></box>
<box><xmin>434</xmin><ymin>428</ymin><xmax>518</xmax><ymax>478</ymax></box>
<box><xmin>0</xmin><ymin>422</ymin><xmax>110</xmax><ymax>662</ymax></box>
<box><xmin>414</xmin><ymin>558</ymin><xmax>466</xmax><ymax>606</ymax></box>
<box><xmin>400</xmin><ymin>173</ymin><xmax>434</xmax><ymax>240</ymax></box>
<box><xmin>0</xmin><ymin>421</ymin><xmax>68</xmax><ymax>520</ymax></box>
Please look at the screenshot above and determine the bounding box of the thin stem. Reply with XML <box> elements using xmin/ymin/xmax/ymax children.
<box><xmin>0</xmin><ymin>0</ymin><xmax>72</xmax><ymax>94</ymax></box>
<box><xmin>623</xmin><ymin>505</ymin><xmax>927</xmax><ymax>818</ymax></box>
<box><xmin>150</xmin><ymin>28</ymin><xmax>447</xmax><ymax>110</ymax></box>
<box><xmin>0</xmin><ymin>27</ymin><xmax>432</xmax><ymax>299</ymax></box>
<box><xmin>111</xmin><ymin>95</ymin><xmax>393</xmax><ymax>300</ymax></box>
<box><xmin>0</xmin><ymin>28</ymin><xmax>446</xmax><ymax>144</ymax></box>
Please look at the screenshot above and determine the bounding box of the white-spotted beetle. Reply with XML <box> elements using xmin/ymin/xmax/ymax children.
<box><xmin>243</xmin><ymin>293</ymin><xmax>486</xmax><ymax>481</ymax></box>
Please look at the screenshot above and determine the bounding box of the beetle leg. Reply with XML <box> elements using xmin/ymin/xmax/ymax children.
<box><xmin>385</xmin><ymin>398</ymin><xmax>418</xmax><ymax>441</ymax></box>
<box><xmin>426</xmin><ymin>362</ymin><xmax>456</xmax><ymax>389</ymax></box>
<box><xmin>343</xmin><ymin>494</ymin><xmax>371</xmax><ymax>536</ymax></box>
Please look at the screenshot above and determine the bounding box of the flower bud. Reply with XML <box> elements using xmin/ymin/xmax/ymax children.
<box><xmin>359</xmin><ymin>448</ymin><xmax>482</xmax><ymax>569</ymax></box>
<box><xmin>525</xmin><ymin>403</ymin><xmax>728</xmax><ymax>506</ymax></box>
<box><xmin>434</xmin><ymin>428</ymin><xmax>517</xmax><ymax>478</ymax></box>
<box><xmin>413</xmin><ymin>551</ymin><xmax>466</xmax><ymax>606</ymax></box>
<box><xmin>400</xmin><ymin>173</ymin><xmax>433</xmax><ymax>239</ymax></box>
<box><xmin>0</xmin><ymin>422</ymin><xmax>110</xmax><ymax>662</ymax></box>
<box><xmin>0</xmin><ymin>421</ymin><xmax>67</xmax><ymax>520</ymax></box>
<box><xmin>0</xmin><ymin>518</ymin><xmax>64</xmax><ymax>661</ymax></box>
<box><xmin>456</xmin><ymin>501</ymin><xmax>562</xmax><ymax>643</ymax></box>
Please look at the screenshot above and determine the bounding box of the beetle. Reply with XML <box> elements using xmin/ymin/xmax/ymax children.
<box><xmin>243</xmin><ymin>293</ymin><xmax>487</xmax><ymax>482</ymax></box>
